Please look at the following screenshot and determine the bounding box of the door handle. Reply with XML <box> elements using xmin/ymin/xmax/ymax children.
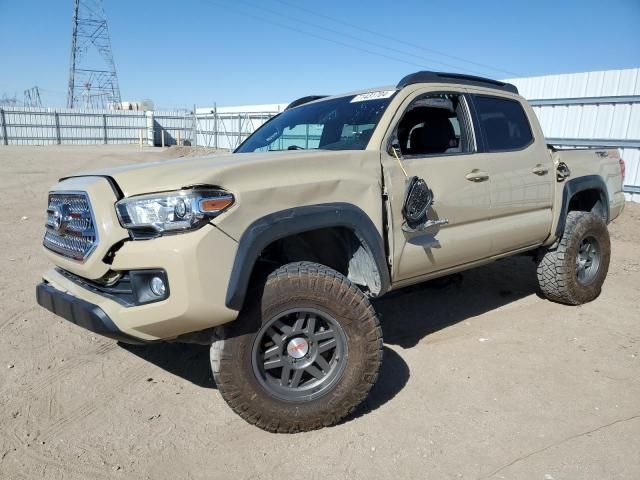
<box><xmin>465</xmin><ymin>169</ymin><xmax>489</xmax><ymax>182</ymax></box>
<box><xmin>531</xmin><ymin>164</ymin><xmax>549</xmax><ymax>175</ymax></box>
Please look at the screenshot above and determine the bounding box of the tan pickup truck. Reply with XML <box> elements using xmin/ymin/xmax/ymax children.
<box><xmin>37</xmin><ymin>71</ymin><xmax>626</xmax><ymax>432</ymax></box>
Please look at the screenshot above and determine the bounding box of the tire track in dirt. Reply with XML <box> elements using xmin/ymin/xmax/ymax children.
<box><xmin>0</xmin><ymin>307</ymin><xmax>37</xmax><ymax>335</ymax></box>
<box><xmin>0</xmin><ymin>428</ymin><xmax>113</xmax><ymax>480</ymax></box>
<box><xmin>1</xmin><ymin>343</ymin><xmax>154</xmax><ymax>479</ymax></box>
<box><xmin>0</xmin><ymin>341</ymin><xmax>120</xmax><ymax>422</ymax></box>
<box><xmin>39</xmin><ymin>364</ymin><xmax>150</xmax><ymax>441</ymax></box>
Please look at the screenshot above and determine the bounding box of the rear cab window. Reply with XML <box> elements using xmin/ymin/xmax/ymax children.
<box><xmin>473</xmin><ymin>95</ymin><xmax>533</xmax><ymax>151</ymax></box>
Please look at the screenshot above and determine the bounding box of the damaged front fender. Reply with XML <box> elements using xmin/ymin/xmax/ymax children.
<box><xmin>224</xmin><ymin>203</ymin><xmax>391</xmax><ymax>311</ymax></box>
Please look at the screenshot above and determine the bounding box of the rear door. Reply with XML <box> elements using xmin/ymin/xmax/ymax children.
<box><xmin>468</xmin><ymin>93</ymin><xmax>554</xmax><ymax>254</ymax></box>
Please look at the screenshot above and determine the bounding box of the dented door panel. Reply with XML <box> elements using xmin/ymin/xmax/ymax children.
<box><xmin>382</xmin><ymin>152</ymin><xmax>492</xmax><ymax>281</ymax></box>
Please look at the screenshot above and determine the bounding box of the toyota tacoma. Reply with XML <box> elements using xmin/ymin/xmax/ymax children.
<box><xmin>37</xmin><ymin>71</ymin><xmax>626</xmax><ymax>432</ymax></box>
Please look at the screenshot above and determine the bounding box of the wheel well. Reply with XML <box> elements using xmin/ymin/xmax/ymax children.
<box><xmin>250</xmin><ymin>227</ymin><xmax>383</xmax><ymax>296</ymax></box>
<box><xmin>568</xmin><ymin>189</ymin><xmax>607</xmax><ymax>220</ymax></box>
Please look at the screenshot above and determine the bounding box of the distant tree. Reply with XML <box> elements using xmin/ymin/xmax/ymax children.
<box><xmin>140</xmin><ymin>99</ymin><xmax>155</xmax><ymax>111</ymax></box>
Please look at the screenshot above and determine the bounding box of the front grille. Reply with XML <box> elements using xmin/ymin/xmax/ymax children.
<box><xmin>44</xmin><ymin>192</ymin><xmax>98</xmax><ymax>261</ymax></box>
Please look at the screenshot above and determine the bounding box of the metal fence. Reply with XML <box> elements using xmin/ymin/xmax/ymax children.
<box><xmin>192</xmin><ymin>110</ymin><xmax>277</xmax><ymax>150</ymax></box>
<box><xmin>0</xmin><ymin>106</ymin><xmax>279</xmax><ymax>149</ymax></box>
<box><xmin>0</xmin><ymin>107</ymin><xmax>148</xmax><ymax>145</ymax></box>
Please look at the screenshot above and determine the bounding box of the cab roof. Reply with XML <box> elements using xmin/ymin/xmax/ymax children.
<box><xmin>285</xmin><ymin>71</ymin><xmax>518</xmax><ymax>110</ymax></box>
<box><xmin>396</xmin><ymin>71</ymin><xmax>518</xmax><ymax>94</ymax></box>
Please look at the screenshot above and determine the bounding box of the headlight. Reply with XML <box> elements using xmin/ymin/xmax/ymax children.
<box><xmin>116</xmin><ymin>189</ymin><xmax>234</xmax><ymax>235</ymax></box>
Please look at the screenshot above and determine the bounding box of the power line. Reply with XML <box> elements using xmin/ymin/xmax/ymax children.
<box><xmin>273</xmin><ymin>0</ymin><xmax>521</xmax><ymax>77</ymax></box>
<box><xmin>208</xmin><ymin>0</ymin><xmax>433</xmax><ymax>71</ymax></box>
<box><xmin>234</xmin><ymin>0</ymin><xmax>493</xmax><ymax>77</ymax></box>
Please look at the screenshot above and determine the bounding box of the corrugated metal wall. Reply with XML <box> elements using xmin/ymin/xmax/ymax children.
<box><xmin>505</xmin><ymin>68</ymin><xmax>640</xmax><ymax>202</ymax></box>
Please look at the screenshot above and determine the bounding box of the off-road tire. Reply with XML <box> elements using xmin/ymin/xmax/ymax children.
<box><xmin>537</xmin><ymin>211</ymin><xmax>611</xmax><ymax>305</ymax></box>
<box><xmin>211</xmin><ymin>261</ymin><xmax>383</xmax><ymax>433</ymax></box>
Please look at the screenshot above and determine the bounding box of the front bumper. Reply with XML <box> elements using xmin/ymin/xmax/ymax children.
<box><xmin>38</xmin><ymin>224</ymin><xmax>240</xmax><ymax>342</ymax></box>
<box><xmin>36</xmin><ymin>282</ymin><xmax>147</xmax><ymax>344</ymax></box>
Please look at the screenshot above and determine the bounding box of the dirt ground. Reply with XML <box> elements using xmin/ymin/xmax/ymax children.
<box><xmin>0</xmin><ymin>145</ymin><xmax>638</xmax><ymax>480</ymax></box>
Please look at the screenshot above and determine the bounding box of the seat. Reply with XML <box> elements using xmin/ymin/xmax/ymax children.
<box><xmin>409</xmin><ymin>116</ymin><xmax>456</xmax><ymax>155</ymax></box>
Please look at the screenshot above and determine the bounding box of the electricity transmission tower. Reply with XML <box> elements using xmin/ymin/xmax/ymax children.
<box><xmin>23</xmin><ymin>87</ymin><xmax>43</xmax><ymax>108</ymax></box>
<box><xmin>0</xmin><ymin>94</ymin><xmax>19</xmax><ymax>107</ymax></box>
<box><xmin>67</xmin><ymin>0</ymin><xmax>122</xmax><ymax>109</ymax></box>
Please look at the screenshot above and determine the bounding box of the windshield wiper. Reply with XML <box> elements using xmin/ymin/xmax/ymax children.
<box><xmin>267</xmin><ymin>145</ymin><xmax>307</xmax><ymax>152</ymax></box>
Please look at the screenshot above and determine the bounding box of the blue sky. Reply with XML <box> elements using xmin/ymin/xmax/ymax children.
<box><xmin>1</xmin><ymin>0</ymin><xmax>639</xmax><ymax>108</ymax></box>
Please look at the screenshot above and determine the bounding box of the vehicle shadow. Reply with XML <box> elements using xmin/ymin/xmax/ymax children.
<box><xmin>342</xmin><ymin>345</ymin><xmax>409</xmax><ymax>423</ymax></box>
<box><xmin>375</xmin><ymin>255</ymin><xmax>539</xmax><ymax>348</ymax></box>
<box><xmin>121</xmin><ymin>255</ymin><xmax>538</xmax><ymax>421</ymax></box>
<box><xmin>122</xmin><ymin>342</ymin><xmax>216</xmax><ymax>389</ymax></box>
<box><xmin>345</xmin><ymin>255</ymin><xmax>538</xmax><ymax>423</ymax></box>
<box><xmin>374</xmin><ymin>256</ymin><xmax>538</xmax><ymax>348</ymax></box>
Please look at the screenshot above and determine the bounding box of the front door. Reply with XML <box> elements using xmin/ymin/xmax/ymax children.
<box><xmin>381</xmin><ymin>90</ymin><xmax>493</xmax><ymax>283</ymax></box>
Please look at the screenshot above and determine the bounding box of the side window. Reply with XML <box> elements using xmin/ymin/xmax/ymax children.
<box><xmin>474</xmin><ymin>96</ymin><xmax>533</xmax><ymax>151</ymax></box>
<box><xmin>396</xmin><ymin>93</ymin><xmax>473</xmax><ymax>157</ymax></box>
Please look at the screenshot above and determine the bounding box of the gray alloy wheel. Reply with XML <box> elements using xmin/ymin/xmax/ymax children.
<box><xmin>537</xmin><ymin>211</ymin><xmax>611</xmax><ymax>305</ymax></box>
<box><xmin>210</xmin><ymin>262</ymin><xmax>383</xmax><ymax>433</ymax></box>
<box><xmin>575</xmin><ymin>235</ymin><xmax>601</xmax><ymax>285</ymax></box>
<box><xmin>251</xmin><ymin>307</ymin><xmax>348</xmax><ymax>402</ymax></box>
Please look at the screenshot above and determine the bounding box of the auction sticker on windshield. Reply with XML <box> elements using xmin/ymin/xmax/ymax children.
<box><xmin>350</xmin><ymin>90</ymin><xmax>396</xmax><ymax>102</ymax></box>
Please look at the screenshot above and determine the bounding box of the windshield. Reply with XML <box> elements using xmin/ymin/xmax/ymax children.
<box><xmin>235</xmin><ymin>91</ymin><xmax>396</xmax><ymax>153</ymax></box>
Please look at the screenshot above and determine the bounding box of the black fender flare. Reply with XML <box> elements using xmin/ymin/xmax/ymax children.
<box><xmin>555</xmin><ymin>175</ymin><xmax>609</xmax><ymax>238</ymax></box>
<box><xmin>225</xmin><ymin>203</ymin><xmax>391</xmax><ymax>311</ymax></box>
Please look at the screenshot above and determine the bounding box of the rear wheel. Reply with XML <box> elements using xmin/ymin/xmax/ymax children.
<box><xmin>211</xmin><ymin>261</ymin><xmax>382</xmax><ymax>433</ymax></box>
<box><xmin>537</xmin><ymin>211</ymin><xmax>611</xmax><ymax>305</ymax></box>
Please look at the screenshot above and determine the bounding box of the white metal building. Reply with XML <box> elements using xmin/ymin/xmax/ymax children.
<box><xmin>196</xmin><ymin>104</ymin><xmax>288</xmax><ymax>115</ymax></box>
<box><xmin>506</xmin><ymin>68</ymin><xmax>640</xmax><ymax>202</ymax></box>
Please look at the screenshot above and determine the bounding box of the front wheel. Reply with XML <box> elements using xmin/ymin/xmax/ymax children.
<box><xmin>537</xmin><ymin>211</ymin><xmax>611</xmax><ymax>305</ymax></box>
<box><xmin>211</xmin><ymin>262</ymin><xmax>383</xmax><ymax>433</ymax></box>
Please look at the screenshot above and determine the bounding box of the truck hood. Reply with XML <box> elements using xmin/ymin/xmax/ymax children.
<box><xmin>66</xmin><ymin>150</ymin><xmax>348</xmax><ymax>197</ymax></box>
<box><xmin>63</xmin><ymin>147</ymin><xmax>384</xmax><ymax>246</ymax></box>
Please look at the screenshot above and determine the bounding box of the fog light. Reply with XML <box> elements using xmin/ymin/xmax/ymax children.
<box><xmin>149</xmin><ymin>276</ymin><xmax>166</xmax><ymax>297</ymax></box>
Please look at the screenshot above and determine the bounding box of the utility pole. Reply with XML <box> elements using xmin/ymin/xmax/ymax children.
<box><xmin>67</xmin><ymin>0</ymin><xmax>122</xmax><ymax>109</ymax></box>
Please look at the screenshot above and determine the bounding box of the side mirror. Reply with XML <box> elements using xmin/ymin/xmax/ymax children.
<box><xmin>556</xmin><ymin>162</ymin><xmax>571</xmax><ymax>181</ymax></box>
<box><xmin>388</xmin><ymin>141</ymin><xmax>402</xmax><ymax>158</ymax></box>
<box><xmin>402</xmin><ymin>176</ymin><xmax>433</xmax><ymax>229</ymax></box>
